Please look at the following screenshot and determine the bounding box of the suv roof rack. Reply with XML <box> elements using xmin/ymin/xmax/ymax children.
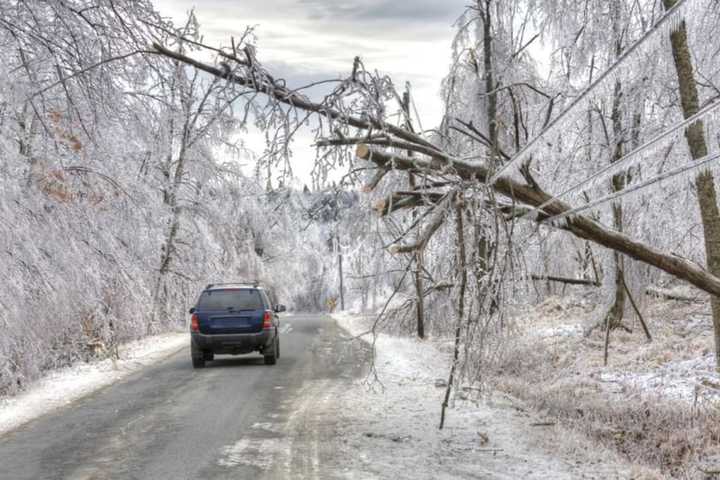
<box><xmin>205</xmin><ymin>280</ymin><xmax>261</xmax><ymax>290</ymax></box>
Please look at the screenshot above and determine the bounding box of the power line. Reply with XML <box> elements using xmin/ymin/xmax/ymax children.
<box><xmin>542</xmin><ymin>150</ymin><xmax>720</xmax><ymax>225</ymax></box>
<box><xmin>522</xmin><ymin>98</ymin><xmax>720</xmax><ymax>221</ymax></box>
<box><xmin>487</xmin><ymin>0</ymin><xmax>692</xmax><ymax>185</ymax></box>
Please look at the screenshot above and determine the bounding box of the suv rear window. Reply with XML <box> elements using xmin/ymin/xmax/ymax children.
<box><xmin>197</xmin><ymin>289</ymin><xmax>265</xmax><ymax>310</ymax></box>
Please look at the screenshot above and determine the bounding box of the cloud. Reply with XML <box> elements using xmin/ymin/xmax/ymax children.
<box><xmin>153</xmin><ymin>0</ymin><xmax>466</xmax><ymax>184</ymax></box>
<box><xmin>298</xmin><ymin>0</ymin><xmax>466</xmax><ymax>23</ymax></box>
<box><xmin>154</xmin><ymin>0</ymin><xmax>461</xmax><ymax>142</ymax></box>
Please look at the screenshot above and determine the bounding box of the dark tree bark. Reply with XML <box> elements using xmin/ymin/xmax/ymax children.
<box><xmin>663</xmin><ymin>0</ymin><xmax>720</xmax><ymax>368</ymax></box>
<box><xmin>605</xmin><ymin>77</ymin><xmax>628</xmax><ymax>333</ymax></box>
<box><xmin>440</xmin><ymin>195</ymin><xmax>467</xmax><ymax>429</ymax></box>
<box><xmin>479</xmin><ymin>0</ymin><xmax>498</xmax><ymax>168</ymax></box>
<box><xmin>604</xmin><ymin>0</ymin><xmax>628</xmax><ymax>335</ymax></box>
<box><xmin>402</xmin><ymin>87</ymin><xmax>425</xmax><ymax>339</ymax></box>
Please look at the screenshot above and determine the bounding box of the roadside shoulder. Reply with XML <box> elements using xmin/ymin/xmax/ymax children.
<box><xmin>329</xmin><ymin>312</ymin><xmax>656</xmax><ymax>479</ymax></box>
<box><xmin>0</xmin><ymin>331</ymin><xmax>188</xmax><ymax>436</ymax></box>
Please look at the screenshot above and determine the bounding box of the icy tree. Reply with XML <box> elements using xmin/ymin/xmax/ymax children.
<box><xmin>0</xmin><ymin>1</ymin><xmax>343</xmax><ymax>393</ymax></box>
<box><xmin>151</xmin><ymin>0</ymin><xmax>720</xmax><ymax>370</ymax></box>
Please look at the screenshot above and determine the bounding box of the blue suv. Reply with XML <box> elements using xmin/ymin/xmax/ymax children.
<box><xmin>188</xmin><ymin>282</ymin><xmax>286</xmax><ymax>368</ymax></box>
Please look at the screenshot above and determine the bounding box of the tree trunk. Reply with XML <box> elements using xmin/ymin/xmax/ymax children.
<box><xmin>480</xmin><ymin>0</ymin><xmax>498</xmax><ymax>169</ymax></box>
<box><xmin>440</xmin><ymin>196</ymin><xmax>467</xmax><ymax>429</ymax></box>
<box><xmin>605</xmin><ymin>79</ymin><xmax>627</xmax><ymax>331</ymax></box>
<box><xmin>150</xmin><ymin>149</ymin><xmax>186</xmax><ymax>333</ymax></box>
<box><xmin>605</xmin><ymin>1</ymin><xmax>628</xmax><ymax>333</ymax></box>
<box><xmin>338</xmin><ymin>247</ymin><xmax>345</xmax><ymax>311</ymax></box>
<box><xmin>402</xmin><ymin>86</ymin><xmax>426</xmax><ymax>339</ymax></box>
<box><xmin>474</xmin><ymin>0</ymin><xmax>496</xmax><ymax>312</ymax></box>
<box><xmin>415</xmin><ymin>250</ymin><xmax>426</xmax><ymax>339</ymax></box>
<box><xmin>663</xmin><ymin>0</ymin><xmax>720</xmax><ymax>368</ymax></box>
<box><xmin>151</xmin><ymin>69</ymin><xmax>191</xmax><ymax>332</ymax></box>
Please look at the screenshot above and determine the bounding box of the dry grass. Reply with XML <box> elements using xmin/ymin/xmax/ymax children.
<box><xmin>497</xmin><ymin>376</ymin><xmax>720</xmax><ymax>478</ymax></box>
<box><xmin>491</xmin><ymin>294</ymin><xmax>720</xmax><ymax>478</ymax></box>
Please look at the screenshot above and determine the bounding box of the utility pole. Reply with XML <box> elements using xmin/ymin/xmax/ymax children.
<box><xmin>403</xmin><ymin>84</ymin><xmax>425</xmax><ymax>339</ymax></box>
<box><xmin>335</xmin><ymin>230</ymin><xmax>345</xmax><ymax>311</ymax></box>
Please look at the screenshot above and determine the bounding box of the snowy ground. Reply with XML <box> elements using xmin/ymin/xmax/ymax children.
<box><xmin>2</xmin><ymin>304</ymin><xmax>704</xmax><ymax>477</ymax></box>
<box><xmin>511</xmin><ymin>294</ymin><xmax>720</xmax><ymax>404</ymax></box>
<box><xmin>327</xmin><ymin>312</ymin><xmax>650</xmax><ymax>479</ymax></box>
<box><xmin>496</xmin><ymin>294</ymin><xmax>720</xmax><ymax>476</ymax></box>
<box><xmin>0</xmin><ymin>331</ymin><xmax>188</xmax><ymax>436</ymax></box>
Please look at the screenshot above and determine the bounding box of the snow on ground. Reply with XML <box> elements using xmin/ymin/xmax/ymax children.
<box><xmin>512</xmin><ymin>295</ymin><xmax>720</xmax><ymax>404</ymax></box>
<box><xmin>329</xmin><ymin>312</ymin><xmax>647</xmax><ymax>479</ymax></box>
<box><xmin>595</xmin><ymin>354</ymin><xmax>720</xmax><ymax>403</ymax></box>
<box><xmin>0</xmin><ymin>331</ymin><xmax>188</xmax><ymax>436</ymax></box>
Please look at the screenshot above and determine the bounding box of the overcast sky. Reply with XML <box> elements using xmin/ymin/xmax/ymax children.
<box><xmin>154</xmin><ymin>0</ymin><xmax>468</xmax><ymax>184</ymax></box>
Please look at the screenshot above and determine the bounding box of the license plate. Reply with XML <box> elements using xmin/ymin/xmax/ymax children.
<box><xmin>211</xmin><ymin>317</ymin><xmax>249</xmax><ymax>328</ymax></box>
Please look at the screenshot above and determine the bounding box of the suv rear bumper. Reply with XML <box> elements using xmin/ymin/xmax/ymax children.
<box><xmin>191</xmin><ymin>330</ymin><xmax>274</xmax><ymax>355</ymax></box>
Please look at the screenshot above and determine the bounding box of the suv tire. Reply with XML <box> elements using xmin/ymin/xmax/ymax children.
<box><xmin>192</xmin><ymin>356</ymin><xmax>205</xmax><ymax>368</ymax></box>
<box><xmin>264</xmin><ymin>337</ymin><xmax>278</xmax><ymax>365</ymax></box>
<box><xmin>191</xmin><ymin>344</ymin><xmax>205</xmax><ymax>368</ymax></box>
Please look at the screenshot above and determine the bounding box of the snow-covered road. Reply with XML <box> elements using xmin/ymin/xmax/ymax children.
<box><xmin>0</xmin><ymin>332</ymin><xmax>188</xmax><ymax>437</ymax></box>
<box><xmin>0</xmin><ymin>313</ymin><xmax>640</xmax><ymax>479</ymax></box>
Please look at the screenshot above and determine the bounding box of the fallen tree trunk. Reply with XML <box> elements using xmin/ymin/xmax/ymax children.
<box><xmin>150</xmin><ymin>44</ymin><xmax>720</xmax><ymax>298</ymax></box>
<box><xmin>530</xmin><ymin>275</ymin><xmax>600</xmax><ymax>287</ymax></box>
<box><xmin>356</xmin><ymin>145</ymin><xmax>720</xmax><ymax>297</ymax></box>
<box><xmin>646</xmin><ymin>286</ymin><xmax>705</xmax><ymax>303</ymax></box>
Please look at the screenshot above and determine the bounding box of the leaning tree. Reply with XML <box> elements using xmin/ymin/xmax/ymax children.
<box><xmin>150</xmin><ymin>0</ymin><xmax>720</xmax><ymax>370</ymax></box>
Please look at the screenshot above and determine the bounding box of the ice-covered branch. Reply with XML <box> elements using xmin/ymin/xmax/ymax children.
<box><xmin>356</xmin><ymin>144</ymin><xmax>720</xmax><ymax>296</ymax></box>
<box><xmin>487</xmin><ymin>0</ymin><xmax>693</xmax><ymax>184</ymax></box>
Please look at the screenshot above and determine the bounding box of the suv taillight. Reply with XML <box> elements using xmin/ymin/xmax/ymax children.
<box><xmin>190</xmin><ymin>313</ymin><xmax>200</xmax><ymax>332</ymax></box>
<box><xmin>263</xmin><ymin>310</ymin><xmax>273</xmax><ymax>329</ymax></box>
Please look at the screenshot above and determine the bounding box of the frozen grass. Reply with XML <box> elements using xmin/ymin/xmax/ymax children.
<box><xmin>328</xmin><ymin>312</ymin><xmax>653</xmax><ymax>479</ymax></box>
<box><xmin>0</xmin><ymin>331</ymin><xmax>188</xmax><ymax>436</ymax></box>
<box><xmin>495</xmin><ymin>295</ymin><xmax>720</xmax><ymax>477</ymax></box>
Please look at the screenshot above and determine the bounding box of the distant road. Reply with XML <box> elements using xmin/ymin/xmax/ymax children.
<box><xmin>0</xmin><ymin>314</ymin><xmax>368</xmax><ymax>480</ymax></box>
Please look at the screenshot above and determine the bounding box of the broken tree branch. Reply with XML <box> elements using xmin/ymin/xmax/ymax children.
<box><xmin>151</xmin><ymin>43</ymin><xmax>437</xmax><ymax>151</ymax></box>
<box><xmin>356</xmin><ymin>144</ymin><xmax>720</xmax><ymax>297</ymax></box>
<box><xmin>151</xmin><ymin>42</ymin><xmax>720</xmax><ymax>298</ymax></box>
<box><xmin>619</xmin><ymin>273</ymin><xmax>652</xmax><ymax>342</ymax></box>
<box><xmin>390</xmin><ymin>193</ymin><xmax>454</xmax><ymax>254</ymax></box>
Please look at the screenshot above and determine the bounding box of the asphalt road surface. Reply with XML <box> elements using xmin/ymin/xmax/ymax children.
<box><xmin>0</xmin><ymin>314</ymin><xmax>369</xmax><ymax>480</ymax></box>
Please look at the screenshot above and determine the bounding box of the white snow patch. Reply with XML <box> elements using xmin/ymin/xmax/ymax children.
<box><xmin>218</xmin><ymin>437</ymin><xmax>289</xmax><ymax>469</ymax></box>
<box><xmin>535</xmin><ymin>324</ymin><xmax>584</xmax><ymax>338</ymax></box>
<box><xmin>330</xmin><ymin>312</ymin><xmax>638</xmax><ymax>479</ymax></box>
<box><xmin>513</xmin><ymin>295</ymin><xmax>720</xmax><ymax>405</ymax></box>
<box><xmin>0</xmin><ymin>331</ymin><xmax>188</xmax><ymax>436</ymax></box>
<box><xmin>597</xmin><ymin>353</ymin><xmax>720</xmax><ymax>403</ymax></box>
<box><xmin>251</xmin><ymin>422</ymin><xmax>281</xmax><ymax>433</ymax></box>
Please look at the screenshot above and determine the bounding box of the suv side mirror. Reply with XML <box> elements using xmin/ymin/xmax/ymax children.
<box><xmin>274</xmin><ymin>304</ymin><xmax>286</xmax><ymax>313</ymax></box>
<box><xmin>189</xmin><ymin>307</ymin><xmax>196</xmax><ymax>314</ymax></box>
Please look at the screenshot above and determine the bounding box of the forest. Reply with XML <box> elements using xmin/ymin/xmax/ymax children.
<box><xmin>2</xmin><ymin>0</ymin><xmax>720</xmax><ymax>477</ymax></box>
